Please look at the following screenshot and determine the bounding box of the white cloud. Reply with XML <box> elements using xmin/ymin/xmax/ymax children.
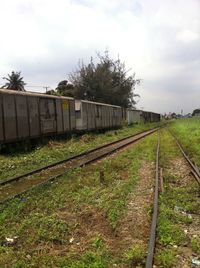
<box><xmin>177</xmin><ymin>30</ymin><xmax>199</xmax><ymax>43</ymax></box>
<box><xmin>0</xmin><ymin>0</ymin><xmax>200</xmax><ymax>113</ymax></box>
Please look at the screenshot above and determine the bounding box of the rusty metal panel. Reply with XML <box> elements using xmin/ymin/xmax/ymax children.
<box><xmin>81</xmin><ymin>101</ymin><xmax>88</xmax><ymax>130</ymax></box>
<box><xmin>96</xmin><ymin>105</ymin><xmax>102</xmax><ymax>129</ymax></box>
<box><xmin>0</xmin><ymin>94</ymin><xmax>4</xmax><ymax>141</ymax></box>
<box><xmin>16</xmin><ymin>95</ymin><xmax>29</xmax><ymax>138</ymax></box>
<box><xmin>105</xmin><ymin>106</ymin><xmax>108</xmax><ymax>128</ymax></box>
<box><xmin>126</xmin><ymin>109</ymin><xmax>141</xmax><ymax>124</ymax></box>
<box><xmin>117</xmin><ymin>107</ymin><xmax>122</xmax><ymax>126</ymax></box>
<box><xmin>62</xmin><ymin>99</ymin><xmax>70</xmax><ymax>131</ymax></box>
<box><xmin>3</xmin><ymin>94</ymin><xmax>17</xmax><ymax>141</ymax></box>
<box><xmin>101</xmin><ymin>106</ymin><xmax>104</xmax><ymax>128</ymax></box>
<box><xmin>55</xmin><ymin>99</ymin><xmax>63</xmax><ymax>133</ymax></box>
<box><xmin>28</xmin><ymin>96</ymin><xmax>40</xmax><ymax>137</ymax></box>
<box><xmin>106</xmin><ymin>107</ymin><xmax>110</xmax><ymax>127</ymax></box>
<box><xmin>104</xmin><ymin>106</ymin><xmax>108</xmax><ymax>128</ymax></box>
<box><xmin>91</xmin><ymin>103</ymin><xmax>96</xmax><ymax>129</ymax></box>
<box><xmin>40</xmin><ymin>98</ymin><xmax>57</xmax><ymax>134</ymax></box>
<box><xmin>87</xmin><ymin>102</ymin><xmax>95</xmax><ymax>130</ymax></box>
<box><xmin>69</xmin><ymin>99</ymin><xmax>76</xmax><ymax>130</ymax></box>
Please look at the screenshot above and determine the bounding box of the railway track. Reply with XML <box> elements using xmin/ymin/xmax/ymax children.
<box><xmin>169</xmin><ymin>129</ymin><xmax>200</xmax><ymax>186</ymax></box>
<box><xmin>145</xmin><ymin>129</ymin><xmax>200</xmax><ymax>268</ymax></box>
<box><xmin>0</xmin><ymin>128</ymin><xmax>158</xmax><ymax>204</ymax></box>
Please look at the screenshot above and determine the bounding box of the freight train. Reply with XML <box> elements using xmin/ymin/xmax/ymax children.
<box><xmin>0</xmin><ymin>89</ymin><xmax>161</xmax><ymax>145</ymax></box>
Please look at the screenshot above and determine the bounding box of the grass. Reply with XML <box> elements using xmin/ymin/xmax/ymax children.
<box><xmin>169</xmin><ymin>117</ymin><xmax>200</xmax><ymax>166</ymax></box>
<box><xmin>191</xmin><ymin>238</ymin><xmax>200</xmax><ymax>256</ymax></box>
<box><xmin>0</xmin><ymin>132</ymin><xmax>157</xmax><ymax>267</ymax></box>
<box><xmin>156</xmin><ymin>248</ymin><xmax>176</xmax><ymax>268</ymax></box>
<box><xmin>155</xmin><ymin>129</ymin><xmax>200</xmax><ymax>267</ymax></box>
<box><xmin>124</xmin><ymin>244</ymin><xmax>146</xmax><ymax>266</ymax></box>
<box><xmin>58</xmin><ymin>251</ymin><xmax>108</xmax><ymax>268</ymax></box>
<box><xmin>0</xmin><ymin>122</ymin><xmax>162</xmax><ymax>182</ymax></box>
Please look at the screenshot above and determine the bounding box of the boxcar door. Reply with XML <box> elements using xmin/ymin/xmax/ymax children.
<box><xmin>16</xmin><ymin>95</ymin><xmax>29</xmax><ymax>139</ymax></box>
<box><xmin>28</xmin><ymin>96</ymin><xmax>40</xmax><ymax>137</ymax></box>
<box><xmin>40</xmin><ymin>98</ymin><xmax>57</xmax><ymax>134</ymax></box>
<box><xmin>0</xmin><ymin>94</ymin><xmax>4</xmax><ymax>142</ymax></box>
<box><xmin>3</xmin><ymin>94</ymin><xmax>17</xmax><ymax>141</ymax></box>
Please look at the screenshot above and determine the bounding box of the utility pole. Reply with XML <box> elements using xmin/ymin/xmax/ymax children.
<box><xmin>43</xmin><ymin>86</ymin><xmax>50</xmax><ymax>93</ymax></box>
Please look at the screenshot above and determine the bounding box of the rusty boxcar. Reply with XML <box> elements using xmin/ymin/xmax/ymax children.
<box><xmin>126</xmin><ymin>109</ymin><xmax>142</xmax><ymax>124</ymax></box>
<box><xmin>0</xmin><ymin>89</ymin><xmax>75</xmax><ymax>144</ymax></box>
<box><xmin>75</xmin><ymin>100</ymin><xmax>123</xmax><ymax>131</ymax></box>
<box><xmin>141</xmin><ymin>111</ymin><xmax>161</xmax><ymax>123</ymax></box>
<box><xmin>0</xmin><ymin>89</ymin><xmax>161</xmax><ymax>145</ymax></box>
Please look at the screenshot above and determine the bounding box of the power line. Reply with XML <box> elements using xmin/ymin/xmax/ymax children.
<box><xmin>26</xmin><ymin>85</ymin><xmax>44</xmax><ymax>88</ymax></box>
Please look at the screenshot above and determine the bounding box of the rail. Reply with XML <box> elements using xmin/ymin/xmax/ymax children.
<box><xmin>169</xmin><ymin>129</ymin><xmax>200</xmax><ymax>186</ymax></box>
<box><xmin>145</xmin><ymin>131</ymin><xmax>160</xmax><ymax>268</ymax></box>
<box><xmin>145</xmin><ymin>128</ymin><xmax>200</xmax><ymax>268</ymax></box>
<box><xmin>0</xmin><ymin>128</ymin><xmax>159</xmax><ymax>204</ymax></box>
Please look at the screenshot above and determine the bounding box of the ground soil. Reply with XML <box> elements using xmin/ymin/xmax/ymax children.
<box><xmin>55</xmin><ymin>160</ymin><xmax>155</xmax><ymax>267</ymax></box>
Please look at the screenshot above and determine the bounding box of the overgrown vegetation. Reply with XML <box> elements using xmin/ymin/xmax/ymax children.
<box><xmin>124</xmin><ymin>244</ymin><xmax>146</xmax><ymax>266</ymax></box>
<box><xmin>169</xmin><ymin>118</ymin><xmax>200</xmax><ymax>166</ymax></box>
<box><xmin>0</xmin><ymin>122</ymin><xmax>162</xmax><ymax>181</ymax></box>
<box><xmin>49</xmin><ymin>51</ymin><xmax>140</xmax><ymax>107</ymax></box>
<box><xmin>155</xmin><ymin>129</ymin><xmax>200</xmax><ymax>268</ymax></box>
<box><xmin>0</xmin><ymin>133</ymin><xmax>157</xmax><ymax>267</ymax></box>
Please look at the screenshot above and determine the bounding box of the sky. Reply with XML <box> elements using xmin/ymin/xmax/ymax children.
<box><xmin>0</xmin><ymin>0</ymin><xmax>200</xmax><ymax>114</ymax></box>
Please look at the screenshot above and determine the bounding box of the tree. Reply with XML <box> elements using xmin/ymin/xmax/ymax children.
<box><xmin>57</xmin><ymin>51</ymin><xmax>140</xmax><ymax>107</ymax></box>
<box><xmin>2</xmin><ymin>71</ymin><xmax>26</xmax><ymax>91</ymax></box>
<box><xmin>55</xmin><ymin>80</ymin><xmax>74</xmax><ymax>97</ymax></box>
<box><xmin>192</xmin><ymin>109</ymin><xmax>200</xmax><ymax>116</ymax></box>
<box><xmin>46</xmin><ymin>89</ymin><xmax>58</xmax><ymax>95</ymax></box>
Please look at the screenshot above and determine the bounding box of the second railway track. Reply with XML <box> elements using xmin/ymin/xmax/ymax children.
<box><xmin>145</xmin><ymin>128</ymin><xmax>200</xmax><ymax>268</ymax></box>
<box><xmin>0</xmin><ymin>128</ymin><xmax>158</xmax><ymax>204</ymax></box>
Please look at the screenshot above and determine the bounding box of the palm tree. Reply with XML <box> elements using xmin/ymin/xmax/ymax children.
<box><xmin>2</xmin><ymin>71</ymin><xmax>26</xmax><ymax>91</ymax></box>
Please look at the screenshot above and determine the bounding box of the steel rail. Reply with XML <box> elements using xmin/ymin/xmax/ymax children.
<box><xmin>0</xmin><ymin>128</ymin><xmax>159</xmax><ymax>187</ymax></box>
<box><xmin>169</xmin><ymin>130</ymin><xmax>200</xmax><ymax>186</ymax></box>
<box><xmin>145</xmin><ymin>127</ymin><xmax>200</xmax><ymax>268</ymax></box>
<box><xmin>0</xmin><ymin>128</ymin><xmax>159</xmax><ymax>204</ymax></box>
<box><xmin>145</xmin><ymin>130</ymin><xmax>160</xmax><ymax>268</ymax></box>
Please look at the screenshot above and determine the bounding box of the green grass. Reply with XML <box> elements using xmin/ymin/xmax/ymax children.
<box><xmin>58</xmin><ymin>251</ymin><xmax>108</xmax><ymax>268</ymax></box>
<box><xmin>155</xmin><ymin>129</ymin><xmax>200</xmax><ymax>266</ymax></box>
<box><xmin>169</xmin><ymin>117</ymin><xmax>200</xmax><ymax>166</ymax></box>
<box><xmin>156</xmin><ymin>248</ymin><xmax>176</xmax><ymax>268</ymax></box>
<box><xmin>191</xmin><ymin>238</ymin><xmax>200</xmax><ymax>256</ymax></box>
<box><xmin>0</xmin><ymin>133</ymin><xmax>157</xmax><ymax>267</ymax></box>
<box><xmin>0</xmin><ymin>122</ymin><xmax>162</xmax><ymax>182</ymax></box>
<box><xmin>124</xmin><ymin>244</ymin><xmax>146</xmax><ymax>266</ymax></box>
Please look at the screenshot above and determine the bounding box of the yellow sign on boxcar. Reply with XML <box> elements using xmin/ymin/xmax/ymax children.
<box><xmin>62</xmin><ymin>100</ymin><xmax>69</xmax><ymax>110</ymax></box>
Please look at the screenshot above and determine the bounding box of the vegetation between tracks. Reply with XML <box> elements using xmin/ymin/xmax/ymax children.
<box><xmin>0</xmin><ymin>133</ymin><xmax>157</xmax><ymax>267</ymax></box>
<box><xmin>155</xmin><ymin>129</ymin><xmax>200</xmax><ymax>268</ymax></box>
<box><xmin>169</xmin><ymin>118</ymin><xmax>200</xmax><ymax>166</ymax></box>
<box><xmin>0</xmin><ymin>122</ymin><xmax>162</xmax><ymax>182</ymax></box>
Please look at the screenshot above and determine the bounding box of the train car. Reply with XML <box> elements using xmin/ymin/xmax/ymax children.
<box><xmin>0</xmin><ymin>89</ymin><xmax>76</xmax><ymax>144</ymax></box>
<box><xmin>141</xmin><ymin>111</ymin><xmax>161</xmax><ymax>123</ymax></box>
<box><xmin>150</xmin><ymin>112</ymin><xmax>161</xmax><ymax>122</ymax></box>
<box><xmin>126</xmin><ymin>109</ymin><xmax>142</xmax><ymax>124</ymax></box>
<box><xmin>75</xmin><ymin>100</ymin><xmax>122</xmax><ymax>131</ymax></box>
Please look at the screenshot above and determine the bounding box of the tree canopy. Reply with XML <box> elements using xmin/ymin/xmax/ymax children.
<box><xmin>56</xmin><ymin>80</ymin><xmax>74</xmax><ymax>97</ymax></box>
<box><xmin>53</xmin><ymin>52</ymin><xmax>140</xmax><ymax>107</ymax></box>
<box><xmin>2</xmin><ymin>71</ymin><xmax>26</xmax><ymax>91</ymax></box>
<box><xmin>192</xmin><ymin>108</ymin><xmax>200</xmax><ymax>116</ymax></box>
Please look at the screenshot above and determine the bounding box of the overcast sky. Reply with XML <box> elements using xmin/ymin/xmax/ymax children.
<box><xmin>0</xmin><ymin>0</ymin><xmax>200</xmax><ymax>114</ymax></box>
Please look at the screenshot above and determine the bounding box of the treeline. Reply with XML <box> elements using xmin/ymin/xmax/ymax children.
<box><xmin>1</xmin><ymin>51</ymin><xmax>140</xmax><ymax>108</ymax></box>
